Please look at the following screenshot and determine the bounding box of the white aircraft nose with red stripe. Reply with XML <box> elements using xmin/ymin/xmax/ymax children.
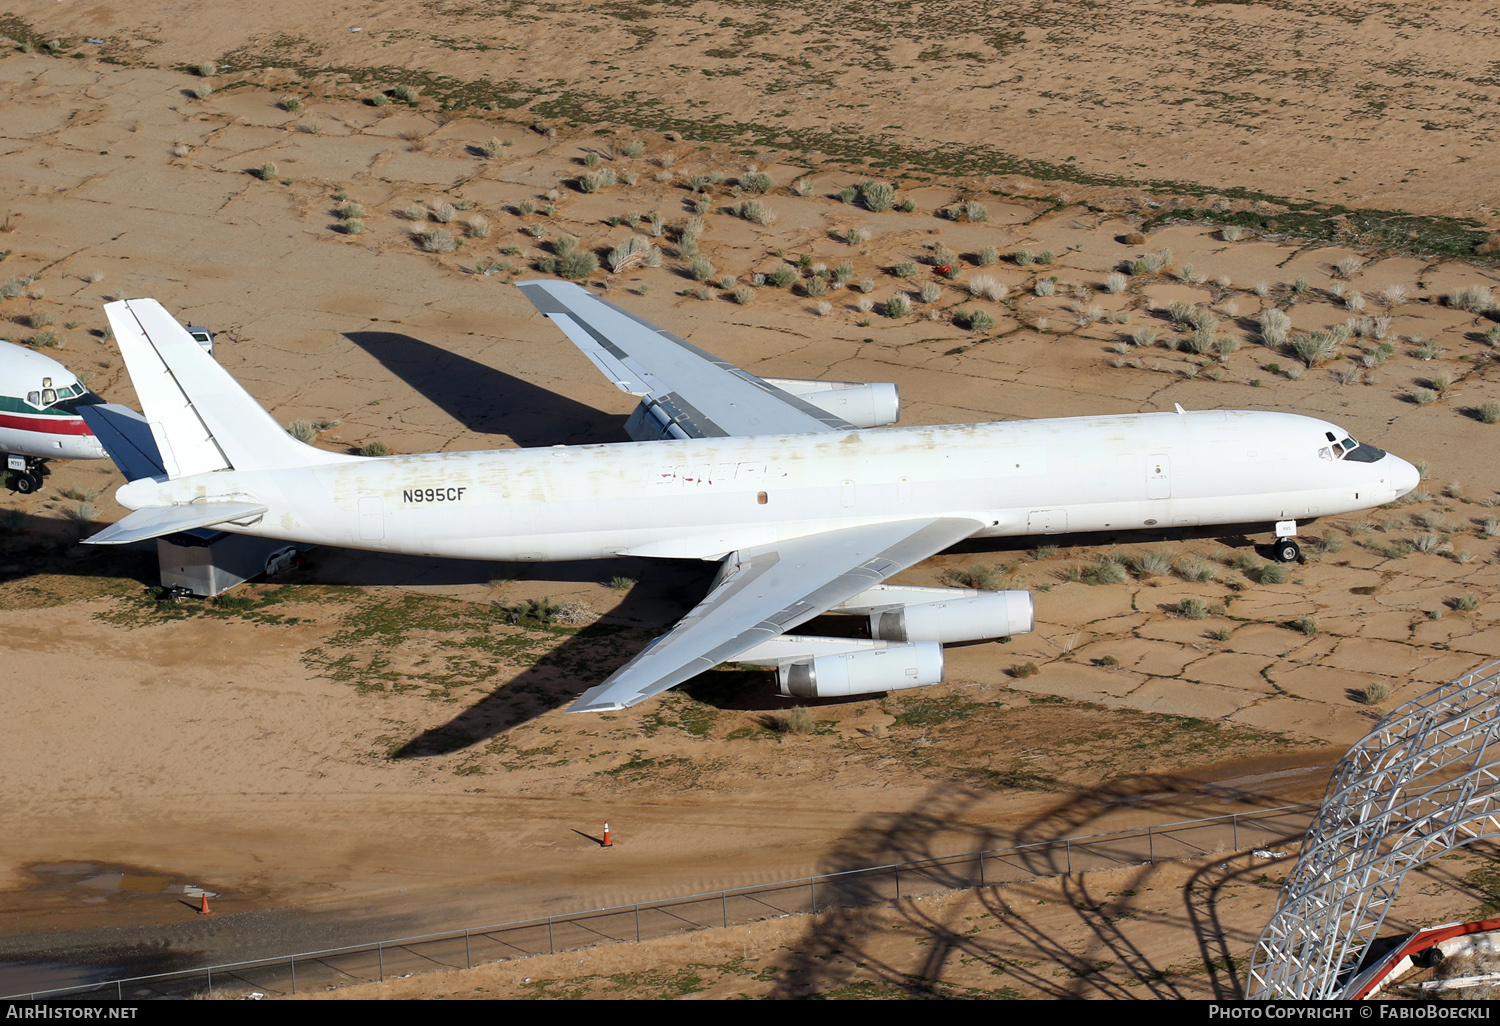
<box><xmin>1</xmin><ymin>340</ymin><xmax>108</xmax><ymax>490</ymax></box>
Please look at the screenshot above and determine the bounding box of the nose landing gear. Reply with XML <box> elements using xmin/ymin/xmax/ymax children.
<box><xmin>1273</xmin><ymin>519</ymin><xmax>1301</xmax><ymax>563</ymax></box>
<box><xmin>5</xmin><ymin>455</ymin><xmax>48</xmax><ymax>495</ymax></box>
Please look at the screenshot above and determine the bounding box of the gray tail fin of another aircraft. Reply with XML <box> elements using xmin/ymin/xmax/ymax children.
<box><xmin>103</xmin><ymin>299</ymin><xmax>354</xmax><ymax>479</ymax></box>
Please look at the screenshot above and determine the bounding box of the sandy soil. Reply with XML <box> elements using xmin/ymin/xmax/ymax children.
<box><xmin>289</xmin><ymin>845</ymin><xmax>1500</xmax><ymax>1000</ymax></box>
<box><xmin>0</xmin><ymin>5</ymin><xmax>1499</xmax><ymax>999</ymax></box>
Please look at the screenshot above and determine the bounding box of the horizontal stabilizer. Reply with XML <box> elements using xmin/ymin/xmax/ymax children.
<box><xmin>85</xmin><ymin>501</ymin><xmax>269</xmax><ymax>546</ymax></box>
<box><xmin>77</xmin><ymin>403</ymin><xmax>167</xmax><ymax>481</ymax></box>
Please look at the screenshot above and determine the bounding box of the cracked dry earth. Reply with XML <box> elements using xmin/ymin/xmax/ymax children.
<box><xmin>0</xmin><ymin>39</ymin><xmax>1499</xmax><ymax>998</ymax></box>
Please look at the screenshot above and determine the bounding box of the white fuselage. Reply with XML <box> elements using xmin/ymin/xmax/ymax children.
<box><xmin>0</xmin><ymin>341</ymin><xmax>107</xmax><ymax>461</ymax></box>
<box><xmin>115</xmin><ymin>410</ymin><xmax>1418</xmax><ymax>561</ymax></box>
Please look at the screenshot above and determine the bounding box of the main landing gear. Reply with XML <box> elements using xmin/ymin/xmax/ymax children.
<box><xmin>5</xmin><ymin>455</ymin><xmax>48</xmax><ymax>495</ymax></box>
<box><xmin>1273</xmin><ymin>519</ymin><xmax>1301</xmax><ymax>564</ymax></box>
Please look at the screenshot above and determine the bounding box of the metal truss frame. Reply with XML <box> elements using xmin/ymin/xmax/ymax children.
<box><xmin>1246</xmin><ymin>658</ymin><xmax>1500</xmax><ymax>1000</ymax></box>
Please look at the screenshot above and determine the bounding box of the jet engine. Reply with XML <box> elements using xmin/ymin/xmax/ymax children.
<box><xmin>777</xmin><ymin>642</ymin><xmax>943</xmax><ymax>699</ymax></box>
<box><xmin>761</xmin><ymin>377</ymin><xmax>900</xmax><ymax>429</ymax></box>
<box><xmin>869</xmin><ymin>590</ymin><xmax>1034</xmax><ymax>644</ymax></box>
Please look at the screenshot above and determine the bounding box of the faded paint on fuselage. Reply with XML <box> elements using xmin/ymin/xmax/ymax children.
<box><xmin>115</xmin><ymin>409</ymin><xmax>1418</xmax><ymax>562</ymax></box>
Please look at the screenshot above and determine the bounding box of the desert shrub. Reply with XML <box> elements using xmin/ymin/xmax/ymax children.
<box><xmin>1008</xmin><ymin>662</ymin><xmax>1040</xmax><ymax>679</ymax></box>
<box><xmin>607</xmin><ymin>235</ymin><xmax>652</xmax><ymax>273</ymax></box>
<box><xmin>256</xmin><ymin>162</ymin><xmax>279</xmax><ymax>181</ymax></box>
<box><xmin>977</xmin><ymin>245</ymin><xmax>999</xmax><ymax>267</ymax></box>
<box><xmin>414</xmin><ymin>227</ymin><xmax>458</xmax><ymax>253</ymax></box>
<box><xmin>1452</xmin><ymin>593</ymin><xmax>1481</xmax><ymax>612</ymax></box>
<box><xmin>893</xmin><ymin>261</ymin><xmax>917</xmax><ymax>278</ymax></box>
<box><xmin>559</xmin><ymin>251</ymin><xmax>599</xmax><ymax>280</ymax></box>
<box><xmin>1260</xmin><ymin>563</ymin><xmax>1288</xmax><ymax>584</ymax></box>
<box><xmin>688</xmin><ymin>257</ymin><xmax>715</xmax><ymax>282</ymax></box>
<box><xmin>578</xmin><ymin>169</ymin><xmax>617</xmax><ymax>193</ymax></box>
<box><xmin>1084</xmin><ymin>555</ymin><xmax>1128</xmax><ymax>585</ymax></box>
<box><xmin>1176</xmin><ymin>597</ymin><xmax>1209</xmax><ymax>619</ymax></box>
<box><xmin>196</xmin><ymin>62</ymin><xmax>217</xmax><ymax>77</ymax></box>
<box><xmin>1130</xmin><ymin>551</ymin><xmax>1173</xmax><ymax>577</ymax></box>
<box><xmin>1131</xmin><ymin>326</ymin><xmax>1158</xmax><ymax>348</ymax></box>
<box><xmin>1361</xmin><ymin>682</ymin><xmax>1392</xmax><ymax>705</ymax></box>
<box><xmin>1297</xmin><ymin>616</ymin><xmax>1319</xmax><ymax>636</ymax></box>
<box><xmin>1104</xmin><ymin>272</ymin><xmax>1128</xmax><ymax>294</ymax></box>
<box><xmin>885</xmin><ymin>294</ymin><xmax>911</xmax><ymax>318</ymax></box>
<box><xmin>1220</xmin><ymin>225</ymin><xmax>1243</xmax><ymax>241</ymax></box>
<box><xmin>968</xmin><ymin>275</ymin><xmax>1007</xmax><ymax>302</ymax></box>
<box><xmin>776</xmin><ymin>706</ymin><xmax>816</xmax><ymax>734</ymax></box>
<box><xmin>280</xmin><ymin>95</ymin><xmax>303</xmax><ymax>112</ymax></box>
<box><xmin>286</xmin><ymin>420</ymin><xmax>317</xmax><ymax>443</ymax></box>
<box><xmin>1448</xmin><ymin>285</ymin><xmax>1495</xmax><ymax>313</ymax></box>
<box><xmin>861</xmin><ymin>181</ymin><xmax>897</xmax><ymax>211</ymax></box>
<box><xmin>359</xmin><ymin>441</ymin><xmax>391</xmax><ymax>457</ymax></box>
<box><xmin>769</xmin><ymin>265</ymin><xmax>799</xmax><ymax>289</ymax></box>
<box><xmin>620</xmin><ymin>139</ymin><xmax>645</xmax><ymax>158</ymax></box>
<box><xmin>840</xmin><ymin>186</ymin><xmax>857</xmax><ymax>204</ymax></box>
<box><xmin>803</xmin><ymin>277</ymin><xmax>828</xmax><ymax>298</ymax></box>
<box><xmin>791</xmin><ymin>178</ymin><xmax>813</xmax><ymax>196</ymax></box>
<box><xmin>431</xmin><ymin>202</ymin><xmax>457</xmax><ymax>224</ymax></box>
<box><xmin>1034</xmin><ymin>278</ymin><xmax>1056</xmax><ymax>297</ymax></box>
<box><xmin>1479</xmin><ymin>402</ymin><xmax>1500</xmax><ymax>425</ymax></box>
<box><xmin>942</xmin><ymin>564</ymin><xmax>998</xmax><ymax>589</ymax></box>
<box><xmin>919</xmin><ymin>282</ymin><xmax>942</xmax><ymax>304</ymax></box>
<box><xmin>740</xmin><ymin>171</ymin><xmax>775</xmax><ymax>194</ymax></box>
<box><xmin>1175</xmin><ymin>557</ymin><xmax>1216</xmax><ymax>583</ymax></box>
<box><xmin>732</xmin><ymin>286</ymin><xmax>755</xmax><ymax>305</ymax></box>
<box><xmin>961</xmin><ymin>309</ymin><xmax>995</xmax><ymax>332</ymax></box>
<box><xmin>392</xmin><ymin>83</ymin><xmax>420</xmax><ymax>104</ymax></box>
<box><xmin>1290</xmin><ymin>330</ymin><xmax>1340</xmax><ymax>367</ymax></box>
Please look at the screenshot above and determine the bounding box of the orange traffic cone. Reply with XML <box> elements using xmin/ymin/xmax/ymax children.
<box><xmin>199</xmin><ymin>893</ymin><xmax>210</xmax><ymax>915</ymax></box>
<box><xmin>602</xmin><ymin>823</ymin><xmax>613</xmax><ymax>848</ymax></box>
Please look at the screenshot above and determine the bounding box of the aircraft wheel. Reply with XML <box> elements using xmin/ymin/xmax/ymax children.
<box><xmin>13</xmin><ymin>473</ymin><xmax>36</xmax><ymax>495</ymax></box>
<box><xmin>1275</xmin><ymin>538</ymin><xmax>1301</xmax><ymax>564</ymax></box>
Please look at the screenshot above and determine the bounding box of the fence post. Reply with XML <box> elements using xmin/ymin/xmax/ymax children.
<box><xmin>979</xmin><ymin>851</ymin><xmax>985</xmax><ymax>888</ymax></box>
<box><xmin>117</xmin><ymin>980</ymin><xmax>122</xmax><ymax>1000</ymax></box>
<box><xmin>635</xmin><ymin>904</ymin><xmax>641</xmax><ymax>942</ymax></box>
<box><xmin>548</xmin><ymin>917</ymin><xmax>555</xmax><ymax>955</ymax></box>
<box><xmin>1233</xmin><ymin>814</ymin><xmax>1239</xmax><ymax>851</ymax></box>
<box><xmin>290</xmin><ymin>955</ymin><xmax>296</xmax><ymax>995</ymax></box>
<box><xmin>722</xmin><ymin>892</ymin><xmax>728</xmax><ymax>928</ymax></box>
<box><xmin>206</xmin><ymin>967</ymin><xmax>211</xmax><ymax>994</ymax></box>
<box><xmin>811</xmin><ymin>878</ymin><xmax>817</xmax><ymax>914</ymax></box>
<box><xmin>466</xmin><ymin>930</ymin><xmax>471</xmax><ymax>969</ymax></box>
<box><xmin>1066</xmin><ymin>839</ymin><xmax>1072</xmax><ymax>875</ymax></box>
<box><xmin>378</xmin><ymin>941</ymin><xmax>384</xmax><ymax>982</ymax></box>
<box><xmin>1148</xmin><ymin>826</ymin><xmax>1154</xmax><ymax>864</ymax></box>
<box><xmin>895</xmin><ymin>866</ymin><xmax>901</xmax><ymax>902</ymax></box>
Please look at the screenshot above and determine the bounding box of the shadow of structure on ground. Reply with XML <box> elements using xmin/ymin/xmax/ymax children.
<box><xmin>344</xmin><ymin>331</ymin><xmax>628</xmax><ymax>447</ymax></box>
<box><xmin>766</xmin><ymin>779</ymin><xmax>1329</xmax><ymax>999</ymax></box>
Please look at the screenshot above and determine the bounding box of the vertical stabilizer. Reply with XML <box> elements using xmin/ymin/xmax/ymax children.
<box><xmin>105</xmin><ymin>299</ymin><xmax>351</xmax><ymax>477</ymax></box>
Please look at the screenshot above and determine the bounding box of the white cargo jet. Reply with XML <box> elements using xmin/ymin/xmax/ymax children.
<box><xmin>1</xmin><ymin>340</ymin><xmax>108</xmax><ymax>492</ymax></box>
<box><xmin>81</xmin><ymin>284</ymin><xmax>1419</xmax><ymax>712</ymax></box>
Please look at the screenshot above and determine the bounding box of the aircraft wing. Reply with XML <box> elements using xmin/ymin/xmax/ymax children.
<box><xmin>517</xmin><ymin>279</ymin><xmax>857</xmax><ymax>438</ymax></box>
<box><xmin>569</xmin><ymin>516</ymin><xmax>983</xmax><ymax>712</ymax></box>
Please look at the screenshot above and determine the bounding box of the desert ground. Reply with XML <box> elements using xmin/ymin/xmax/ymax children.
<box><xmin>1</xmin><ymin>1</ymin><xmax>1500</xmax><ymax>1000</ymax></box>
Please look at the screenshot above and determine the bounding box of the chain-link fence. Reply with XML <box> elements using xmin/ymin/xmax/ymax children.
<box><xmin>5</xmin><ymin>802</ymin><xmax>1314</xmax><ymax>1000</ymax></box>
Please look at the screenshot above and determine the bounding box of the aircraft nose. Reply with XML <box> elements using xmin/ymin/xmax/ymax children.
<box><xmin>1390</xmin><ymin>455</ymin><xmax>1420</xmax><ymax>498</ymax></box>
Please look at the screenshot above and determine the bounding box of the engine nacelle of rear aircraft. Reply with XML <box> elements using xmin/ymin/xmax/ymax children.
<box><xmin>761</xmin><ymin>377</ymin><xmax>900</xmax><ymax>429</ymax></box>
<box><xmin>869</xmin><ymin>590</ymin><xmax>1034</xmax><ymax>645</ymax></box>
<box><xmin>777</xmin><ymin>642</ymin><xmax>944</xmax><ymax>699</ymax></box>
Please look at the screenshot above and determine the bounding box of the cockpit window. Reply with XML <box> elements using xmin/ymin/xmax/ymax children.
<box><xmin>26</xmin><ymin>391</ymin><xmax>41</xmax><ymax>408</ymax></box>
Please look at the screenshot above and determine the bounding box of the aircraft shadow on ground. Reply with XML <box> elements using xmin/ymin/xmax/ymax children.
<box><xmin>343</xmin><ymin>331</ymin><xmax>629</xmax><ymax>447</ymax></box>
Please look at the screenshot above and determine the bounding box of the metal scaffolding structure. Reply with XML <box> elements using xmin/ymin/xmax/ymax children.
<box><xmin>1246</xmin><ymin>658</ymin><xmax>1500</xmax><ymax>1000</ymax></box>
